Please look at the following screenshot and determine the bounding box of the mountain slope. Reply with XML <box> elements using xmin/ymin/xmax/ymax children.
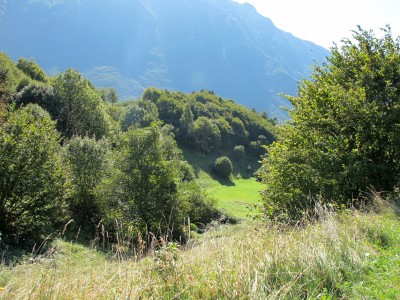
<box><xmin>0</xmin><ymin>0</ymin><xmax>330</xmax><ymax>119</ymax></box>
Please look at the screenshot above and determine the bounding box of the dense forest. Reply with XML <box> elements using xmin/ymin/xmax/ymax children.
<box><xmin>0</xmin><ymin>52</ymin><xmax>277</xmax><ymax>247</ymax></box>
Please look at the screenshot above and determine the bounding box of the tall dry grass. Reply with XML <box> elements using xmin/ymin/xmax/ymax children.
<box><xmin>0</xmin><ymin>198</ymin><xmax>399</xmax><ymax>299</ymax></box>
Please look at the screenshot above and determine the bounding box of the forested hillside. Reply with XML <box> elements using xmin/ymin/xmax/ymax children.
<box><xmin>0</xmin><ymin>52</ymin><xmax>276</xmax><ymax>247</ymax></box>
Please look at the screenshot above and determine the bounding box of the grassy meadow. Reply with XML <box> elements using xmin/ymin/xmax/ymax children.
<box><xmin>0</xmin><ymin>196</ymin><xmax>399</xmax><ymax>299</ymax></box>
<box><xmin>182</xmin><ymin>145</ymin><xmax>264</xmax><ymax>218</ymax></box>
<box><xmin>201</xmin><ymin>175</ymin><xmax>262</xmax><ymax>218</ymax></box>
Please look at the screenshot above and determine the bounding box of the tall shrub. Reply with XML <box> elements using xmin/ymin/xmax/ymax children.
<box><xmin>260</xmin><ymin>27</ymin><xmax>400</xmax><ymax>219</ymax></box>
<box><xmin>0</xmin><ymin>104</ymin><xmax>66</xmax><ymax>244</ymax></box>
<box><xmin>213</xmin><ymin>156</ymin><xmax>233</xmax><ymax>179</ymax></box>
<box><xmin>64</xmin><ymin>136</ymin><xmax>110</xmax><ymax>230</ymax></box>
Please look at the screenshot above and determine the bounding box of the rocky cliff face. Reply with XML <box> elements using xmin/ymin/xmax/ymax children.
<box><xmin>0</xmin><ymin>0</ymin><xmax>330</xmax><ymax>119</ymax></box>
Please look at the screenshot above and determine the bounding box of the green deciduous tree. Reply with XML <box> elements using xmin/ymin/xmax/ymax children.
<box><xmin>0</xmin><ymin>53</ymin><xmax>29</xmax><ymax>103</ymax></box>
<box><xmin>142</xmin><ymin>87</ymin><xmax>163</xmax><ymax>103</ymax></box>
<box><xmin>155</xmin><ymin>93</ymin><xmax>182</xmax><ymax>128</ymax></box>
<box><xmin>213</xmin><ymin>156</ymin><xmax>233</xmax><ymax>178</ymax></box>
<box><xmin>53</xmin><ymin>69</ymin><xmax>110</xmax><ymax>139</ymax></box>
<box><xmin>179</xmin><ymin>181</ymin><xmax>220</xmax><ymax>225</ymax></box>
<box><xmin>177</xmin><ymin>102</ymin><xmax>194</xmax><ymax>144</ymax></box>
<box><xmin>16</xmin><ymin>58</ymin><xmax>48</xmax><ymax>83</ymax></box>
<box><xmin>64</xmin><ymin>136</ymin><xmax>110</xmax><ymax>229</ymax></box>
<box><xmin>0</xmin><ymin>104</ymin><xmax>66</xmax><ymax>244</ymax></box>
<box><xmin>101</xmin><ymin>126</ymin><xmax>186</xmax><ymax>239</ymax></box>
<box><xmin>213</xmin><ymin>117</ymin><xmax>233</xmax><ymax>144</ymax></box>
<box><xmin>191</xmin><ymin>116</ymin><xmax>221</xmax><ymax>153</ymax></box>
<box><xmin>232</xmin><ymin>145</ymin><xmax>245</xmax><ymax>161</ymax></box>
<box><xmin>98</xmin><ymin>87</ymin><xmax>118</xmax><ymax>103</ymax></box>
<box><xmin>120</xmin><ymin>105</ymin><xmax>151</xmax><ymax>131</ymax></box>
<box><xmin>14</xmin><ymin>83</ymin><xmax>60</xmax><ymax>121</ymax></box>
<box><xmin>229</xmin><ymin>117</ymin><xmax>248</xmax><ymax>145</ymax></box>
<box><xmin>260</xmin><ymin>27</ymin><xmax>400</xmax><ymax>219</ymax></box>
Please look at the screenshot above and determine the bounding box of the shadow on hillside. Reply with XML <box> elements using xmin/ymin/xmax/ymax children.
<box><xmin>181</xmin><ymin>146</ymin><xmax>213</xmax><ymax>177</ymax></box>
<box><xmin>181</xmin><ymin>146</ymin><xmax>261</xmax><ymax>183</ymax></box>
<box><xmin>211</xmin><ymin>174</ymin><xmax>235</xmax><ymax>186</ymax></box>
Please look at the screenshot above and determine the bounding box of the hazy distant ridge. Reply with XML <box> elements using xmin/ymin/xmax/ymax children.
<box><xmin>0</xmin><ymin>0</ymin><xmax>330</xmax><ymax>119</ymax></box>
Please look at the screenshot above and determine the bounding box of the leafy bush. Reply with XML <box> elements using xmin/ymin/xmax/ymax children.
<box><xmin>98</xmin><ymin>87</ymin><xmax>118</xmax><ymax>103</ymax></box>
<box><xmin>191</xmin><ymin>116</ymin><xmax>221</xmax><ymax>153</ymax></box>
<box><xmin>120</xmin><ymin>105</ymin><xmax>151</xmax><ymax>130</ymax></box>
<box><xmin>179</xmin><ymin>182</ymin><xmax>221</xmax><ymax>225</ymax></box>
<box><xmin>260</xmin><ymin>27</ymin><xmax>400</xmax><ymax>219</ymax></box>
<box><xmin>14</xmin><ymin>83</ymin><xmax>60</xmax><ymax>120</ymax></box>
<box><xmin>213</xmin><ymin>156</ymin><xmax>233</xmax><ymax>178</ymax></box>
<box><xmin>64</xmin><ymin>136</ymin><xmax>110</xmax><ymax>230</ymax></box>
<box><xmin>232</xmin><ymin>145</ymin><xmax>245</xmax><ymax>161</ymax></box>
<box><xmin>16</xmin><ymin>58</ymin><xmax>48</xmax><ymax>82</ymax></box>
<box><xmin>0</xmin><ymin>53</ymin><xmax>29</xmax><ymax>103</ymax></box>
<box><xmin>0</xmin><ymin>104</ymin><xmax>66</xmax><ymax>244</ymax></box>
<box><xmin>99</xmin><ymin>126</ymin><xmax>187</xmax><ymax>239</ymax></box>
<box><xmin>52</xmin><ymin>69</ymin><xmax>110</xmax><ymax>139</ymax></box>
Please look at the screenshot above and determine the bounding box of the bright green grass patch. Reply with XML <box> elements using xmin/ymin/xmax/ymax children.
<box><xmin>180</xmin><ymin>146</ymin><xmax>264</xmax><ymax>218</ymax></box>
<box><xmin>206</xmin><ymin>177</ymin><xmax>262</xmax><ymax>218</ymax></box>
<box><xmin>195</xmin><ymin>169</ymin><xmax>263</xmax><ymax>218</ymax></box>
<box><xmin>346</xmin><ymin>210</ymin><xmax>400</xmax><ymax>299</ymax></box>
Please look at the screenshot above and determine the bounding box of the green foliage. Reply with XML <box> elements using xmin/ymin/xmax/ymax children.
<box><xmin>179</xmin><ymin>182</ymin><xmax>221</xmax><ymax>225</ymax></box>
<box><xmin>142</xmin><ymin>87</ymin><xmax>163</xmax><ymax>103</ymax></box>
<box><xmin>0</xmin><ymin>53</ymin><xmax>29</xmax><ymax>103</ymax></box>
<box><xmin>52</xmin><ymin>69</ymin><xmax>110</xmax><ymax>139</ymax></box>
<box><xmin>249</xmin><ymin>135</ymin><xmax>269</xmax><ymax>157</ymax></box>
<box><xmin>213</xmin><ymin>117</ymin><xmax>233</xmax><ymax>145</ymax></box>
<box><xmin>142</xmin><ymin>89</ymin><xmax>277</xmax><ymax>156</ymax></box>
<box><xmin>213</xmin><ymin>156</ymin><xmax>233</xmax><ymax>178</ymax></box>
<box><xmin>191</xmin><ymin>116</ymin><xmax>221</xmax><ymax>153</ymax></box>
<box><xmin>121</xmin><ymin>105</ymin><xmax>154</xmax><ymax>131</ymax></box>
<box><xmin>100</xmin><ymin>126</ymin><xmax>186</xmax><ymax>238</ymax></box>
<box><xmin>64</xmin><ymin>136</ymin><xmax>110</xmax><ymax>229</ymax></box>
<box><xmin>137</xmin><ymin>100</ymin><xmax>159</xmax><ymax>121</ymax></box>
<box><xmin>261</xmin><ymin>27</ymin><xmax>400</xmax><ymax>219</ymax></box>
<box><xmin>229</xmin><ymin>117</ymin><xmax>248</xmax><ymax>144</ymax></box>
<box><xmin>232</xmin><ymin>145</ymin><xmax>245</xmax><ymax>161</ymax></box>
<box><xmin>0</xmin><ymin>57</ymin><xmax>232</xmax><ymax>247</ymax></box>
<box><xmin>177</xmin><ymin>102</ymin><xmax>194</xmax><ymax>144</ymax></box>
<box><xmin>0</xmin><ymin>104</ymin><xmax>66</xmax><ymax>244</ymax></box>
<box><xmin>98</xmin><ymin>87</ymin><xmax>118</xmax><ymax>103</ymax></box>
<box><xmin>14</xmin><ymin>83</ymin><xmax>60</xmax><ymax>120</ymax></box>
<box><xmin>16</xmin><ymin>58</ymin><xmax>48</xmax><ymax>83</ymax></box>
<box><xmin>155</xmin><ymin>93</ymin><xmax>183</xmax><ymax>127</ymax></box>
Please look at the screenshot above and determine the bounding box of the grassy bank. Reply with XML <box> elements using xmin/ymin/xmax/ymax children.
<box><xmin>1</xmin><ymin>200</ymin><xmax>399</xmax><ymax>299</ymax></box>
